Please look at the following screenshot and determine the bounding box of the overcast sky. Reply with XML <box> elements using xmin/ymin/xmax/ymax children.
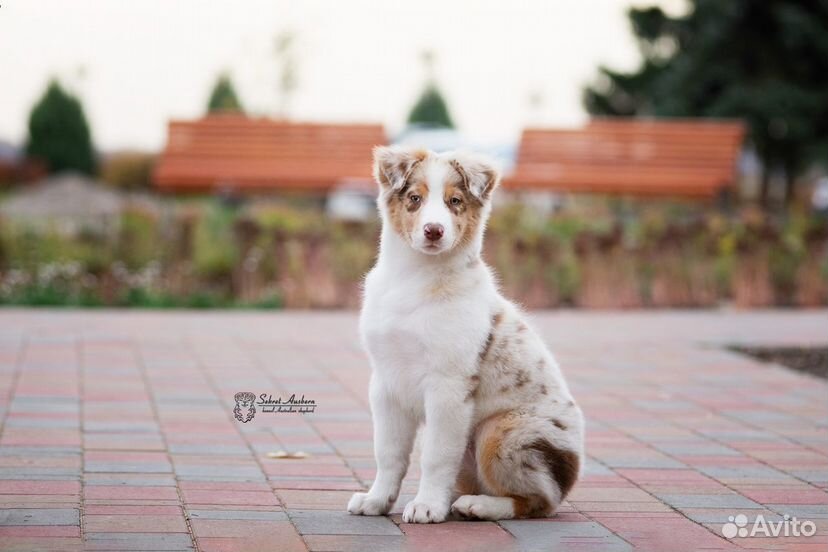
<box><xmin>0</xmin><ymin>0</ymin><xmax>686</xmax><ymax>152</ymax></box>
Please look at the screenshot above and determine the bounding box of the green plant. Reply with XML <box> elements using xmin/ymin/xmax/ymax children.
<box><xmin>25</xmin><ymin>80</ymin><xmax>96</xmax><ymax>175</ymax></box>
<box><xmin>193</xmin><ymin>202</ymin><xmax>238</xmax><ymax>280</ymax></box>
<box><xmin>207</xmin><ymin>74</ymin><xmax>244</xmax><ymax>114</ymax></box>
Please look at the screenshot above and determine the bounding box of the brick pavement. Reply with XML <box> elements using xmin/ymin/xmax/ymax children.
<box><xmin>0</xmin><ymin>309</ymin><xmax>825</xmax><ymax>551</ymax></box>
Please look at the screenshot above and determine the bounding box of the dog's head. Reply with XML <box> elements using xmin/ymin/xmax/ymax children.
<box><xmin>373</xmin><ymin>146</ymin><xmax>500</xmax><ymax>255</ymax></box>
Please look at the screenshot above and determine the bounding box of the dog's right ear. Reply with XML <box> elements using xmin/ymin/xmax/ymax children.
<box><xmin>373</xmin><ymin>146</ymin><xmax>426</xmax><ymax>191</ymax></box>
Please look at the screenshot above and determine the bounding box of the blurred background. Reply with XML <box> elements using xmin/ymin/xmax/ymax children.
<box><xmin>0</xmin><ymin>0</ymin><xmax>826</xmax><ymax>309</ymax></box>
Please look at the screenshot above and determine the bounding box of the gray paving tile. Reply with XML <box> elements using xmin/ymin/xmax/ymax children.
<box><xmin>767</xmin><ymin>504</ymin><xmax>828</xmax><ymax>519</ymax></box>
<box><xmin>657</xmin><ymin>493</ymin><xmax>763</xmax><ymax>509</ymax></box>
<box><xmin>0</xmin><ymin>508</ymin><xmax>79</xmax><ymax>525</ymax></box>
<box><xmin>697</xmin><ymin>465</ymin><xmax>791</xmax><ymax>481</ymax></box>
<box><xmin>499</xmin><ymin>519</ymin><xmax>632</xmax><ymax>552</ymax></box>
<box><xmin>168</xmin><ymin>444</ymin><xmax>251</xmax><ymax>455</ymax></box>
<box><xmin>187</xmin><ymin>509</ymin><xmax>288</xmax><ymax>521</ymax></box>
<box><xmin>173</xmin><ymin>465</ymin><xmax>263</xmax><ymax>478</ymax></box>
<box><xmin>290</xmin><ymin>510</ymin><xmax>403</xmax><ymax>536</ymax></box>
<box><xmin>85</xmin><ymin>462</ymin><xmax>172</xmax><ymax>473</ymax></box>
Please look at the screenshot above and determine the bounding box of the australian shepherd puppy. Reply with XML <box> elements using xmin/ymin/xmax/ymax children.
<box><xmin>348</xmin><ymin>146</ymin><xmax>584</xmax><ymax>523</ymax></box>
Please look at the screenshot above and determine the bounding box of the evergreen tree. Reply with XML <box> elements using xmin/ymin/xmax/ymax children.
<box><xmin>25</xmin><ymin>80</ymin><xmax>96</xmax><ymax>175</ymax></box>
<box><xmin>584</xmin><ymin>0</ymin><xmax>828</xmax><ymax>200</ymax></box>
<box><xmin>207</xmin><ymin>75</ymin><xmax>244</xmax><ymax>114</ymax></box>
<box><xmin>407</xmin><ymin>84</ymin><xmax>455</xmax><ymax>129</ymax></box>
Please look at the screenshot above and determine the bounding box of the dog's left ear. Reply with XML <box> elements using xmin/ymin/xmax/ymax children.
<box><xmin>373</xmin><ymin>146</ymin><xmax>426</xmax><ymax>191</ymax></box>
<box><xmin>448</xmin><ymin>152</ymin><xmax>500</xmax><ymax>201</ymax></box>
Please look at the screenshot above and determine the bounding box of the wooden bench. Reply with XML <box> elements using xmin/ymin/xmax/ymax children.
<box><xmin>507</xmin><ymin>118</ymin><xmax>746</xmax><ymax>198</ymax></box>
<box><xmin>153</xmin><ymin>115</ymin><xmax>386</xmax><ymax>193</ymax></box>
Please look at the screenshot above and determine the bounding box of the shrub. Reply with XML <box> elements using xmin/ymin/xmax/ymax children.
<box><xmin>101</xmin><ymin>152</ymin><xmax>155</xmax><ymax>190</ymax></box>
<box><xmin>193</xmin><ymin>201</ymin><xmax>238</xmax><ymax>281</ymax></box>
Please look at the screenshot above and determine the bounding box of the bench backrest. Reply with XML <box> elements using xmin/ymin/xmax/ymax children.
<box><xmin>153</xmin><ymin>116</ymin><xmax>386</xmax><ymax>193</ymax></box>
<box><xmin>508</xmin><ymin>118</ymin><xmax>746</xmax><ymax>197</ymax></box>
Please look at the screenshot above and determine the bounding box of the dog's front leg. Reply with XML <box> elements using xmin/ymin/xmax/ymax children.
<box><xmin>348</xmin><ymin>380</ymin><xmax>418</xmax><ymax>516</ymax></box>
<box><xmin>402</xmin><ymin>381</ymin><xmax>473</xmax><ymax>523</ymax></box>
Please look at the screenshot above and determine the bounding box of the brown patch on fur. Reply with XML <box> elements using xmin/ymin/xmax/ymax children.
<box><xmin>455</xmin><ymin>448</ymin><xmax>480</xmax><ymax>495</ymax></box>
<box><xmin>479</xmin><ymin>332</ymin><xmax>495</xmax><ymax>362</ymax></box>
<box><xmin>517</xmin><ymin>323</ymin><xmax>527</xmax><ymax>332</ymax></box>
<box><xmin>514</xmin><ymin>370</ymin><xmax>530</xmax><ymax>388</ymax></box>
<box><xmin>551</xmin><ymin>418</ymin><xmax>567</xmax><ymax>430</ymax></box>
<box><xmin>479</xmin><ymin>311</ymin><xmax>504</xmax><ymax>363</ymax></box>
<box><xmin>439</xmin><ymin>173</ymin><xmax>486</xmax><ymax>248</ymax></box>
<box><xmin>509</xmin><ymin>495</ymin><xmax>551</xmax><ymax>518</ymax></box>
<box><xmin>385</xmin><ymin>179</ymin><xmax>428</xmax><ymax>245</ymax></box>
<box><xmin>499</xmin><ymin>384</ymin><xmax>510</xmax><ymax>393</ymax></box>
<box><xmin>538</xmin><ymin>384</ymin><xmax>548</xmax><ymax>395</ymax></box>
<box><xmin>528</xmin><ymin>439</ymin><xmax>580</xmax><ymax>500</ymax></box>
<box><xmin>477</xmin><ymin>415</ymin><xmax>522</xmax><ymax>495</ymax></box>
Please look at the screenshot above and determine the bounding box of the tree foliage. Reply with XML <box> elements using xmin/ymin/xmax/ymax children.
<box><xmin>584</xmin><ymin>0</ymin><xmax>828</xmax><ymax>185</ymax></box>
<box><xmin>207</xmin><ymin>75</ymin><xmax>244</xmax><ymax>114</ymax></box>
<box><xmin>407</xmin><ymin>84</ymin><xmax>455</xmax><ymax>128</ymax></box>
<box><xmin>25</xmin><ymin>80</ymin><xmax>96</xmax><ymax>175</ymax></box>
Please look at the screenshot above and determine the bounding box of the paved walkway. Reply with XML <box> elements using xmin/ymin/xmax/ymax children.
<box><xmin>0</xmin><ymin>309</ymin><xmax>826</xmax><ymax>551</ymax></box>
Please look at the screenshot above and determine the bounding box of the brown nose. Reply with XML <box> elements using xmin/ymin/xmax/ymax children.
<box><xmin>424</xmin><ymin>223</ymin><xmax>444</xmax><ymax>242</ymax></box>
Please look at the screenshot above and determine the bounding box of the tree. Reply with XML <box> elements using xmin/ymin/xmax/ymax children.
<box><xmin>207</xmin><ymin>75</ymin><xmax>244</xmax><ymax>114</ymax></box>
<box><xmin>407</xmin><ymin>84</ymin><xmax>455</xmax><ymax>129</ymax></box>
<box><xmin>407</xmin><ymin>50</ymin><xmax>455</xmax><ymax>129</ymax></box>
<box><xmin>584</xmin><ymin>0</ymin><xmax>828</xmax><ymax>201</ymax></box>
<box><xmin>25</xmin><ymin>80</ymin><xmax>96</xmax><ymax>175</ymax></box>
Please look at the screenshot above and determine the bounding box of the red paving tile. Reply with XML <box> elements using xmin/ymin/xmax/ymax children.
<box><xmin>0</xmin><ymin>309</ymin><xmax>826</xmax><ymax>551</ymax></box>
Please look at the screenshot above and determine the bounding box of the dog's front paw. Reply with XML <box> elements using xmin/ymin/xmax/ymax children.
<box><xmin>401</xmin><ymin>499</ymin><xmax>449</xmax><ymax>523</ymax></box>
<box><xmin>347</xmin><ymin>492</ymin><xmax>393</xmax><ymax>516</ymax></box>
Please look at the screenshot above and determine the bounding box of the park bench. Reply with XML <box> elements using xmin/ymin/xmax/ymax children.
<box><xmin>507</xmin><ymin>118</ymin><xmax>746</xmax><ymax>198</ymax></box>
<box><xmin>153</xmin><ymin>115</ymin><xmax>386</xmax><ymax>193</ymax></box>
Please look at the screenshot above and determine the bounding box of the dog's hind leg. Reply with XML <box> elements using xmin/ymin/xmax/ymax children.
<box><xmin>451</xmin><ymin>410</ymin><xmax>580</xmax><ymax>520</ymax></box>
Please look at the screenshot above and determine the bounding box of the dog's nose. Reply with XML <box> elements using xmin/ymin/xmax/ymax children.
<box><xmin>424</xmin><ymin>223</ymin><xmax>444</xmax><ymax>242</ymax></box>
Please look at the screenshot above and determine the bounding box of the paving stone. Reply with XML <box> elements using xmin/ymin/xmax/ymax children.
<box><xmin>197</xmin><ymin>534</ymin><xmax>305</xmax><ymax>552</ymax></box>
<box><xmin>84</xmin><ymin>532</ymin><xmax>194</xmax><ymax>551</ymax></box>
<box><xmin>656</xmin><ymin>493</ymin><xmax>765</xmax><ymax>509</ymax></box>
<box><xmin>0</xmin><ymin>525</ymin><xmax>81</xmax><ymax>537</ymax></box>
<box><xmin>290</xmin><ymin>510</ymin><xmax>403</xmax><ymax>535</ymax></box>
<box><xmin>83</xmin><ymin>514</ymin><xmax>190</xmax><ymax>533</ymax></box>
<box><xmin>591</xmin><ymin>513</ymin><xmax>737</xmax><ymax>551</ymax></box>
<box><xmin>181</xmin><ymin>489</ymin><xmax>280</xmax><ymax>506</ymax></box>
<box><xmin>499</xmin><ymin>519</ymin><xmax>632</xmax><ymax>551</ymax></box>
<box><xmin>187</xmin><ymin>509</ymin><xmax>288</xmax><ymax>521</ymax></box>
<box><xmin>0</xmin><ymin>508</ymin><xmax>79</xmax><ymax>526</ymax></box>
<box><xmin>303</xmin><ymin>534</ymin><xmax>406</xmax><ymax>552</ymax></box>
<box><xmin>402</xmin><ymin>521</ymin><xmax>517</xmax><ymax>552</ymax></box>
<box><xmin>1</xmin><ymin>310</ymin><xmax>827</xmax><ymax>550</ymax></box>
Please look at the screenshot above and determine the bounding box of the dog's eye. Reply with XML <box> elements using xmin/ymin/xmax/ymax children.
<box><xmin>450</xmin><ymin>197</ymin><xmax>462</xmax><ymax>206</ymax></box>
<box><xmin>409</xmin><ymin>194</ymin><xmax>421</xmax><ymax>203</ymax></box>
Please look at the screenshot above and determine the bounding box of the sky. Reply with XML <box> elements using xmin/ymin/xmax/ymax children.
<box><xmin>0</xmin><ymin>0</ymin><xmax>686</xmax><ymax>152</ymax></box>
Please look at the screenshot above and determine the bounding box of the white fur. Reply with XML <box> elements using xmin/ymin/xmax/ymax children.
<box><xmin>348</xmin><ymin>148</ymin><xmax>584</xmax><ymax>523</ymax></box>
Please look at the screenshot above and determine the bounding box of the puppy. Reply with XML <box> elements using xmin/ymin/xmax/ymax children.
<box><xmin>348</xmin><ymin>146</ymin><xmax>584</xmax><ymax>523</ymax></box>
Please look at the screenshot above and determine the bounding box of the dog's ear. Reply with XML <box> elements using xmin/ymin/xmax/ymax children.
<box><xmin>448</xmin><ymin>152</ymin><xmax>500</xmax><ymax>201</ymax></box>
<box><xmin>373</xmin><ymin>146</ymin><xmax>425</xmax><ymax>191</ymax></box>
